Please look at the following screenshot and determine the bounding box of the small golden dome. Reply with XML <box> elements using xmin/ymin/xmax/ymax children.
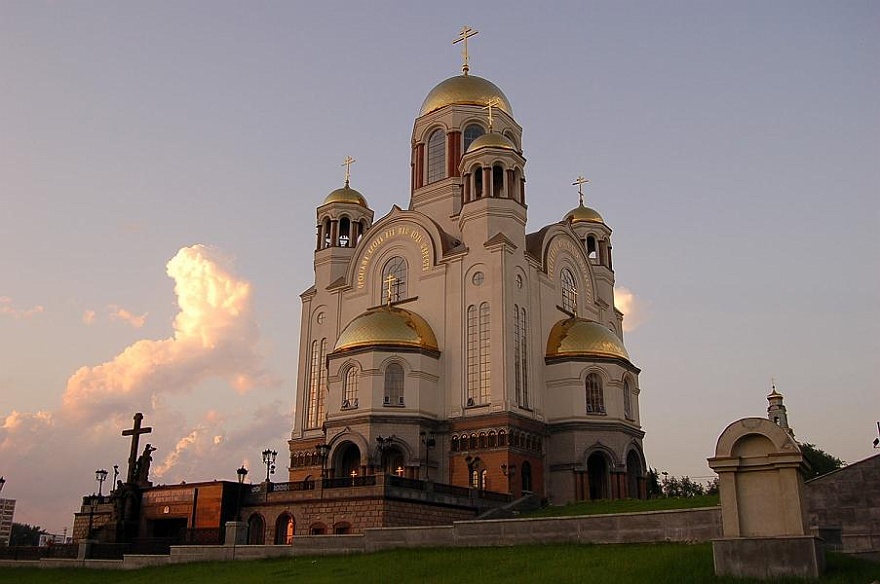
<box><xmin>334</xmin><ymin>306</ymin><xmax>439</xmax><ymax>353</ymax></box>
<box><xmin>546</xmin><ymin>318</ymin><xmax>630</xmax><ymax>361</ymax></box>
<box><xmin>466</xmin><ymin>132</ymin><xmax>516</xmax><ymax>153</ymax></box>
<box><xmin>323</xmin><ymin>183</ymin><xmax>368</xmax><ymax>207</ymax></box>
<box><xmin>565</xmin><ymin>203</ymin><xmax>604</xmax><ymax>225</ymax></box>
<box><xmin>420</xmin><ymin>75</ymin><xmax>513</xmax><ymax>117</ymax></box>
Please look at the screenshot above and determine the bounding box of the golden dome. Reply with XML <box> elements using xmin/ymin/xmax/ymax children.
<box><xmin>323</xmin><ymin>183</ymin><xmax>368</xmax><ymax>207</ymax></box>
<box><xmin>334</xmin><ymin>306</ymin><xmax>439</xmax><ymax>353</ymax></box>
<box><xmin>546</xmin><ymin>318</ymin><xmax>630</xmax><ymax>361</ymax></box>
<box><xmin>419</xmin><ymin>75</ymin><xmax>513</xmax><ymax>117</ymax></box>
<box><xmin>466</xmin><ymin>132</ymin><xmax>516</xmax><ymax>153</ymax></box>
<box><xmin>565</xmin><ymin>203</ymin><xmax>604</xmax><ymax>225</ymax></box>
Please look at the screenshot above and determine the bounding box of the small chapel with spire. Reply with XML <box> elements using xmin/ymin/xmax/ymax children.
<box><xmin>287</xmin><ymin>27</ymin><xmax>647</xmax><ymax>504</ymax></box>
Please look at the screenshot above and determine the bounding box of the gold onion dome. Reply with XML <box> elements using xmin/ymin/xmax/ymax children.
<box><xmin>334</xmin><ymin>306</ymin><xmax>439</xmax><ymax>353</ymax></box>
<box><xmin>419</xmin><ymin>75</ymin><xmax>513</xmax><ymax>117</ymax></box>
<box><xmin>466</xmin><ymin>132</ymin><xmax>516</xmax><ymax>153</ymax></box>
<box><xmin>565</xmin><ymin>202</ymin><xmax>604</xmax><ymax>225</ymax></box>
<box><xmin>323</xmin><ymin>183</ymin><xmax>368</xmax><ymax>207</ymax></box>
<box><xmin>546</xmin><ymin>317</ymin><xmax>630</xmax><ymax>361</ymax></box>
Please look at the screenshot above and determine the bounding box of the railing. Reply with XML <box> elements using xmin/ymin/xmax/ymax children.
<box><xmin>387</xmin><ymin>476</ymin><xmax>426</xmax><ymax>490</ymax></box>
<box><xmin>89</xmin><ymin>543</ymin><xmax>131</xmax><ymax>560</ymax></box>
<box><xmin>0</xmin><ymin>544</ymin><xmax>78</xmax><ymax>560</ymax></box>
<box><xmin>432</xmin><ymin>482</ymin><xmax>472</xmax><ymax>497</ymax></box>
<box><xmin>323</xmin><ymin>475</ymin><xmax>377</xmax><ymax>489</ymax></box>
<box><xmin>271</xmin><ymin>480</ymin><xmax>316</xmax><ymax>493</ymax></box>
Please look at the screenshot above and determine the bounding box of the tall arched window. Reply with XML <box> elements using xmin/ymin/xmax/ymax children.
<box><xmin>306</xmin><ymin>338</ymin><xmax>327</xmax><ymax>428</ymax></box>
<box><xmin>514</xmin><ymin>305</ymin><xmax>530</xmax><ymax>408</ymax></box>
<box><xmin>463</xmin><ymin>124</ymin><xmax>485</xmax><ymax>152</ymax></box>
<box><xmin>479</xmin><ymin>302</ymin><xmax>491</xmax><ymax>403</ymax></box>
<box><xmin>426</xmin><ymin>129</ymin><xmax>445</xmax><ymax>183</ymax></box>
<box><xmin>623</xmin><ymin>378</ymin><xmax>633</xmax><ymax>420</ymax></box>
<box><xmin>586</xmin><ymin>373</ymin><xmax>604</xmax><ymax>414</ymax></box>
<box><xmin>384</xmin><ymin>363</ymin><xmax>404</xmax><ymax>406</ymax></box>
<box><xmin>343</xmin><ymin>365</ymin><xmax>359</xmax><ymax>409</ymax></box>
<box><xmin>274</xmin><ymin>513</ymin><xmax>295</xmax><ymax>545</ymax></box>
<box><xmin>338</xmin><ymin>217</ymin><xmax>351</xmax><ymax>247</ymax></box>
<box><xmin>561</xmin><ymin>268</ymin><xmax>577</xmax><ymax>313</ymax></box>
<box><xmin>381</xmin><ymin>257</ymin><xmax>407</xmax><ymax>302</ymax></box>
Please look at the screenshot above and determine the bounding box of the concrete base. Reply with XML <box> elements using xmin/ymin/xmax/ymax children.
<box><xmin>224</xmin><ymin>521</ymin><xmax>248</xmax><ymax>546</ymax></box>
<box><xmin>713</xmin><ymin>536</ymin><xmax>825</xmax><ymax>579</ymax></box>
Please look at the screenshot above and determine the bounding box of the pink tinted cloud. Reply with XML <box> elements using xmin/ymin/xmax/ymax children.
<box><xmin>0</xmin><ymin>297</ymin><xmax>44</xmax><ymax>319</ymax></box>
<box><xmin>82</xmin><ymin>309</ymin><xmax>97</xmax><ymax>325</ymax></box>
<box><xmin>614</xmin><ymin>286</ymin><xmax>648</xmax><ymax>333</ymax></box>
<box><xmin>108</xmin><ymin>305</ymin><xmax>147</xmax><ymax>328</ymax></box>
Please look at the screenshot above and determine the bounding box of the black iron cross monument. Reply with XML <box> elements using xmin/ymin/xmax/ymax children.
<box><xmin>122</xmin><ymin>413</ymin><xmax>152</xmax><ymax>484</ymax></box>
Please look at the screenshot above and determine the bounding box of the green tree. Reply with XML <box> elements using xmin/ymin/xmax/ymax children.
<box><xmin>10</xmin><ymin>523</ymin><xmax>45</xmax><ymax>546</ymax></box>
<box><xmin>645</xmin><ymin>468</ymin><xmax>662</xmax><ymax>498</ymax></box>
<box><xmin>799</xmin><ymin>442</ymin><xmax>844</xmax><ymax>479</ymax></box>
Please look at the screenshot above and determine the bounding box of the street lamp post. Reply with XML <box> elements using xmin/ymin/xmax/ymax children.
<box><xmin>261</xmin><ymin>449</ymin><xmax>277</xmax><ymax>483</ymax></box>
<box><xmin>420</xmin><ymin>431</ymin><xmax>436</xmax><ymax>480</ymax></box>
<box><xmin>235</xmin><ymin>466</ymin><xmax>248</xmax><ymax>521</ymax></box>
<box><xmin>0</xmin><ymin>476</ymin><xmax>5</xmax><ymax>494</ymax></box>
<box><xmin>95</xmin><ymin>469</ymin><xmax>108</xmax><ymax>497</ymax></box>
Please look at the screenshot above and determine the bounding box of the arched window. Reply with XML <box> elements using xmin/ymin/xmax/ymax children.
<box><xmin>479</xmin><ymin>432</ymin><xmax>487</xmax><ymax>448</ymax></box>
<box><xmin>309</xmin><ymin>523</ymin><xmax>327</xmax><ymax>535</ymax></box>
<box><xmin>488</xmin><ymin>431</ymin><xmax>497</xmax><ymax>448</ymax></box>
<box><xmin>381</xmin><ymin>257</ymin><xmax>407</xmax><ymax>302</ymax></box>
<box><xmin>333</xmin><ymin>522</ymin><xmax>351</xmax><ymax>535</ymax></box>
<box><xmin>478</xmin><ymin>302</ymin><xmax>491</xmax><ymax>403</ymax></box>
<box><xmin>384</xmin><ymin>363</ymin><xmax>404</xmax><ymax>406</ymax></box>
<box><xmin>521</xmin><ymin>461</ymin><xmax>533</xmax><ymax>492</ymax></box>
<box><xmin>561</xmin><ymin>269</ymin><xmax>577</xmax><ymax>313</ymax></box>
<box><xmin>586</xmin><ymin>373</ymin><xmax>604</xmax><ymax>414</ymax></box>
<box><xmin>426</xmin><ymin>129</ymin><xmax>445</xmax><ymax>183</ymax></box>
<box><xmin>493</xmin><ymin>165</ymin><xmax>504</xmax><ymax>197</ymax></box>
<box><xmin>463</xmin><ymin>124</ymin><xmax>484</xmax><ymax>152</ymax></box>
<box><xmin>474</xmin><ymin>165</ymin><xmax>484</xmax><ymax>198</ymax></box>
<box><xmin>514</xmin><ymin>305</ymin><xmax>529</xmax><ymax>408</ymax></box>
<box><xmin>451</xmin><ymin>435</ymin><xmax>459</xmax><ymax>451</ymax></box>
<box><xmin>342</xmin><ymin>365</ymin><xmax>359</xmax><ymax>409</ymax></box>
<box><xmin>466</xmin><ymin>305</ymin><xmax>477</xmax><ymax>405</ymax></box>
<box><xmin>623</xmin><ymin>378</ymin><xmax>633</xmax><ymax>420</ymax></box>
<box><xmin>586</xmin><ymin>235</ymin><xmax>597</xmax><ymax>260</ymax></box>
<box><xmin>498</xmin><ymin>430</ymin><xmax>507</xmax><ymax>446</ymax></box>
<box><xmin>306</xmin><ymin>338</ymin><xmax>327</xmax><ymax>428</ymax></box>
<box><xmin>274</xmin><ymin>513</ymin><xmax>295</xmax><ymax>545</ymax></box>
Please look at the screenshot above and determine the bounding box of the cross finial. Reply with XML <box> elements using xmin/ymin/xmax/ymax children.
<box><xmin>453</xmin><ymin>26</ymin><xmax>479</xmax><ymax>76</ymax></box>
<box><xmin>341</xmin><ymin>156</ymin><xmax>356</xmax><ymax>187</ymax></box>
<box><xmin>384</xmin><ymin>273</ymin><xmax>397</xmax><ymax>305</ymax></box>
<box><xmin>571</xmin><ymin>287</ymin><xmax>579</xmax><ymax>314</ymax></box>
<box><xmin>572</xmin><ymin>176</ymin><xmax>589</xmax><ymax>206</ymax></box>
<box><xmin>484</xmin><ymin>97</ymin><xmax>501</xmax><ymax>131</ymax></box>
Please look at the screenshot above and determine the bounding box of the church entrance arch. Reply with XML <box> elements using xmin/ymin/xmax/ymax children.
<box><xmin>274</xmin><ymin>513</ymin><xmax>294</xmax><ymax>544</ymax></box>
<box><xmin>381</xmin><ymin>447</ymin><xmax>405</xmax><ymax>475</ymax></box>
<box><xmin>247</xmin><ymin>514</ymin><xmax>265</xmax><ymax>545</ymax></box>
<box><xmin>587</xmin><ymin>452</ymin><xmax>610</xmax><ymax>500</ymax></box>
<box><xmin>626</xmin><ymin>450</ymin><xmax>643</xmax><ymax>499</ymax></box>
<box><xmin>335</xmin><ymin>442</ymin><xmax>362</xmax><ymax>478</ymax></box>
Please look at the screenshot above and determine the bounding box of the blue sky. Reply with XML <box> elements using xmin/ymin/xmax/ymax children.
<box><xmin>1</xmin><ymin>1</ymin><xmax>877</xmax><ymax>534</ymax></box>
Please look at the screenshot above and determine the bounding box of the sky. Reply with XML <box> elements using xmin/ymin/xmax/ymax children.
<box><xmin>1</xmin><ymin>1</ymin><xmax>878</xmax><ymax>535</ymax></box>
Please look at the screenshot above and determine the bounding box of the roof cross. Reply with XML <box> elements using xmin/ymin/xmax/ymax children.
<box><xmin>384</xmin><ymin>273</ymin><xmax>397</xmax><ymax>305</ymax></box>
<box><xmin>121</xmin><ymin>412</ymin><xmax>152</xmax><ymax>484</ymax></box>
<box><xmin>484</xmin><ymin>97</ymin><xmax>501</xmax><ymax>131</ymax></box>
<box><xmin>453</xmin><ymin>26</ymin><xmax>479</xmax><ymax>76</ymax></box>
<box><xmin>341</xmin><ymin>156</ymin><xmax>356</xmax><ymax>186</ymax></box>
<box><xmin>572</xmin><ymin>175</ymin><xmax>590</xmax><ymax>206</ymax></box>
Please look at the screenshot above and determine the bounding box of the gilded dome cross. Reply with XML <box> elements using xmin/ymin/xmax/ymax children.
<box><xmin>484</xmin><ymin>97</ymin><xmax>501</xmax><ymax>131</ymax></box>
<box><xmin>454</xmin><ymin>26</ymin><xmax>478</xmax><ymax>76</ymax></box>
<box><xmin>384</xmin><ymin>273</ymin><xmax>397</xmax><ymax>305</ymax></box>
<box><xmin>341</xmin><ymin>156</ymin><xmax>356</xmax><ymax>186</ymax></box>
<box><xmin>572</xmin><ymin>175</ymin><xmax>590</xmax><ymax>206</ymax></box>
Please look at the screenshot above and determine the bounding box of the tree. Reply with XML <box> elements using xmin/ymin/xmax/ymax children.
<box><xmin>799</xmin><ymin>442</ymin><xmax>844</xmax><ymax>479</ymax></box>
<box><xmin>645</xmin><ymin>468</ymin><xmax>662</xmax><ymax>498</ymax></box>
<box><xmin>10</xmin><ymin>523</ymin><xmax>45</xmax><ymax>546</ymax></box>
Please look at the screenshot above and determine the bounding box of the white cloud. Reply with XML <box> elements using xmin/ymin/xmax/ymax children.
<box><xmin>108</xmin><ymin>305</ymin><xmax>147</xmax><ymax>328</ymax></box>
<box><xmin>614</xmin><ymin>286</ymin><xmax>648</xmax><ymax>332</ymax></box>
<box><xmin>0</xmin><ymin>297</ymin><xmax>44</xmax><ymax>319</ymax></box>
<box><xmin>82</xmin><ymin>309</ymin><xmax>97</xmax><ymax>325</ymax></box>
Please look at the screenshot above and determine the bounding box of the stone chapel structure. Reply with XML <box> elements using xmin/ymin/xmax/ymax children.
<box><xmin>286</xmin><ymin>39</ymin><xmax>647</xmax><ymax>504</ymax></box>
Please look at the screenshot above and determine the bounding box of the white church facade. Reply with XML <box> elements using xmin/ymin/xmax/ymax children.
<box><xmin>288</xmin><ymin>43</ymin><xmax>646</xmax><ymax>504</ymax></box>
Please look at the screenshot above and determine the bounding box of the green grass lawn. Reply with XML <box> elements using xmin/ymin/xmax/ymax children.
<box><xmin>1</xmin><ymin>543</ymin><xmax>876</xmax><ymax>584</ymax></box>
<box><xmin>523</xmin><ymin>495</ymin><xmax>720</xmax><ymax>518</ymax></box>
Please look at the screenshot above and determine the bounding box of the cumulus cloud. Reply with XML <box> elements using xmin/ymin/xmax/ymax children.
<box><xmin>108</xmin><ymin>305</ymin><xmax>147</xmax><ymax>328</ymax></box>
<box><xmin>82</xmin><ymin>309</ymin><xmax>97</xmax><ymax>325</ymax></box>
<box><xmin>62</xmin><ymin>244</ymin><xmax>275</xmax><ymax>422</ymax></box>
<box><xmin>0</xmin><ymin>297</ymin><xmax>44</xmax><ymax>319</ymax></box>
<box><xmin>614</xmin><ymin>286</ymin><xmax>648</xmax><ymax>332</ymax></box>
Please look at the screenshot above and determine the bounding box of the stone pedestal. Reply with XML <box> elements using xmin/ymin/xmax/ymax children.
<box><xmin>77</xmin><ymin>539</ymin><xmax>96</xmax><ymax>560</ymax></box>
<box><xmin>224</xmin><ymin>521</ymin><xmax>248</xmax><ymax>546</ymax></box>
<box><xmin>713</xmin><ymin>536</ymin><xmax>825</xmax><ymax>579</ymax></box>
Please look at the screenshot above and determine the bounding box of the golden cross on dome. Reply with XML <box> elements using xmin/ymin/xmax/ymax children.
<box><xmin>454</xmin><ymin>26</ymin><xmax>478</xmax><ymax>76</ymax></box>
<box><xmin>484</xmin><ymin>97</ymin><xmax>501</xmax><ymax>130</ymax></box>
<box><xmin>572</xmin><ymin>176</ymin><xmax>590</xmax><ymax>206</ymax></box>
<box><xmin>384</xmin><ymin>273</ymin><xmax>397</xmax><ymax>305</ymax></box>
<box><xmin>341</xmin><ymin>156</ymin><xmax>356</xmax><ymax>186</ymax></box>
<box><xmin>571</xmin><ymin>287</ymin><xmax>579</xmax><ymax>314</ymax></box>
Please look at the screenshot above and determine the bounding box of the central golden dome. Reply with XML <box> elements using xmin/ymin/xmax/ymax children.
<box><xmin>565</xmin><ymin>203</ymin><xmax>604</xmax><ymax>225</ymax></box>
<box><xmin>334</xmin><ymin>306</ymin><xmax>439</xmax><ymax>353</ymax></box>
<box><xmin>419</xmin><ymin>75</ymin><xmax>513</xmax><ymax>117</ymax></box>
<box><xmin>546</xmin><ymin>318</ymin><xmax>629</xmax><ymax>361</ymax></box>
<box><xmin>323</xmin><ymin>183</ymin><xmax>368</xmax><ymax>207</ymax></box>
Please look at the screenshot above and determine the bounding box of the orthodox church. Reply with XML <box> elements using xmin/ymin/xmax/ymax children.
<box><xmin>287</xmin><ymin>31</ymin><xmax>646</xmax><ymax>504</ymax></box>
